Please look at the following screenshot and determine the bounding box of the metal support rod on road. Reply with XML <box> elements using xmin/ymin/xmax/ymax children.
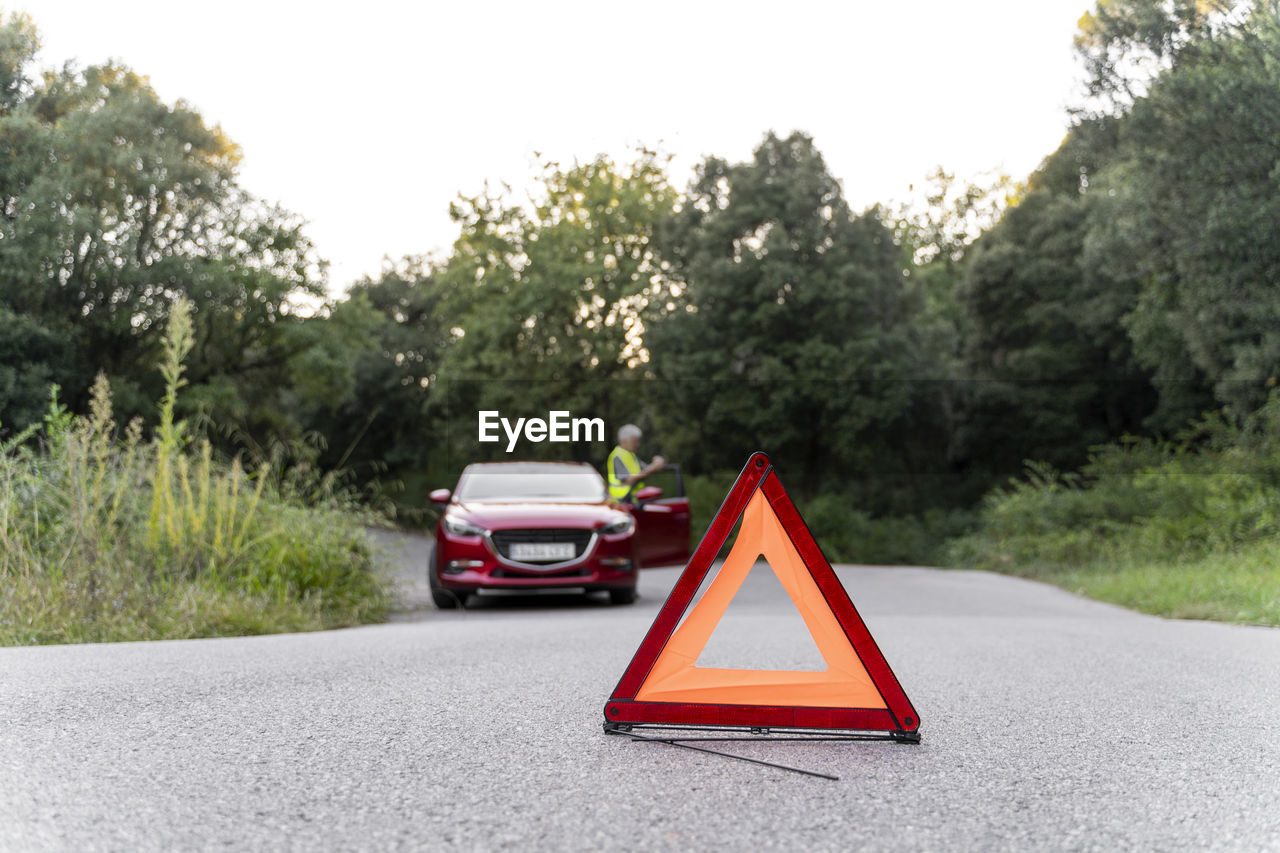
<box><xmin>616</xmin><ymin>729</ymin><xmax>841</xmax><ymax>781</ymax></box>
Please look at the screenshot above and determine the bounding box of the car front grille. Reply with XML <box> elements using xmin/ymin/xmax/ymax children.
<box><xmin>490</xmin><ymin>528</ymin><xmax>594</xmax><ymax>564</ymax></box>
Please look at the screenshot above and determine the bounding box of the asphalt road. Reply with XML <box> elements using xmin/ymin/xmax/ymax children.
<box><xmin>2</xmin><ymin>532</ymin><xmax>1278</xmax><ymax>851</ymax></box>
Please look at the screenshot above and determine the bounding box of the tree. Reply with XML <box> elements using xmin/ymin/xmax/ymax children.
<box><xmin>0</xmin><ymin>305</ymin><xmax>66</xmax><ymax>431</ymax></box>
<box><xmin>1094</xmin><ymin>6</ymin><xmax>1280</xmax><ymax>422</ymax></box>
<box><xmin>958</xmin><ymin>118</ymin><xmax>1157</xmax><ymax>477</ymax></box>
<box><xmin>892</xmin><ymin>167</ymin><xmax>1016</xmax><ymax>272</ymax></box>
<box><xmin>1074</xmin><ymin>0</ymin><xmax>1248</xmax><ymax>113</ymax></box>
<box><xmin>428</xmin><ymin>151</ymin><xmax>676</xmax><ymax>466</ymax></box>
<box><xmin>889</xmin><ymin>167</ymin><xmax>1018</xmax><ymax>480</ymax></box>
<box><xmin>0</xmin><ymin>10</ymin><xmax>36</xmax><ymax>114</ymax></box>
<box><xmin>0</xmin><ymin>13</ymin><xmax>333</xmax><ymax>448</ymax></box>
<box><xmin>2</xmin><ymin>62</ymin><xmax>239</xmax><ymax>400</ymax></box>
<box><xmin>649</xmin><ymin>132</ymin><xmax>941</xmax><ymax>506</ymax></box>
<box><xmin>302</xmin><ymin>260</ymin><xmax>451</xmax><ymax>504</ymax></box>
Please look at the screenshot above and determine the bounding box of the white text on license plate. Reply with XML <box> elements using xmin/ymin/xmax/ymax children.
<box><xmin>510</xmin><ymin>542</ymin><xmax>576</xmax><ymax>561</ymax></box>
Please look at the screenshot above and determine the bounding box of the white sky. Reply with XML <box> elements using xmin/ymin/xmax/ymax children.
<box><xmin>31</xmin><ymin>0</ymin><xmax>1090</xmax><ymax>292</ymax></box>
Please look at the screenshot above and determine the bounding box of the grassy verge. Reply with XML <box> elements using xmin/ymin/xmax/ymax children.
<box><xmin>1045</xmin><ymin>543</ymin><xmax>1280</xmax><ymax>624</ymax></box>
<box><xmin>966</xmin><ymin>542</ymin><xmax>1280</xmax><ymax>626</ymax></box>
<box><xmin>0</xmin><ymin>300</ymin><xmax>390</xmax><ymax>646</ymax></box>
<box><xmin>948</xmin><ymin>401</ymin><xmax>1280</xmax><ymax>627</ymax></box>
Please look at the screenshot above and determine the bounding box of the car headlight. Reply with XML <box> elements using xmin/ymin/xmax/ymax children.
<box><xmin>443</xmin><ymin>515</ymin><xmax>486</xmax><ymax>537</ymax></box>
<box><xmin>599</xmin><ymin>514</ymin><xmax>635</xmax><ymax>536</ymax></box>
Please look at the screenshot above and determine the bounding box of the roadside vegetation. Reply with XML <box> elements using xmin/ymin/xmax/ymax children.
<box><xmin>949</xmin><ymin>398</ymin><xmax>1280</xmax><ymax>625</ymax></box>
<box><xmin>3</xmin><ymin>2</ymin><xmax>1280</xmax><ymax>637</ymax></box>
<box><xmin>0</xmin><ymin>302</ymin><xmax>389</xmax><ymax>645</ymax></box>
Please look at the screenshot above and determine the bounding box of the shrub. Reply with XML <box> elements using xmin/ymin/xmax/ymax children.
<box><xmin>0</xmin><ymin>300</ymin><xmax>390</xmax><ymax>645</ymax></box>
<box><xmin>684</xmin><ymin>470</ymin><xmax>970</xmax><ymax>566</ymax></box>
<box><xmin>949</xmin><ymin>394</ymin><xmax>1280</xmax><ymax>573</ymax></box>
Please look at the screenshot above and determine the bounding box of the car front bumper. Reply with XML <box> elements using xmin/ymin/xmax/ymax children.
<box><xmin>436</xmin><ymin>531</ymin><xmax>637</xmax><ymax>591</ymax></box>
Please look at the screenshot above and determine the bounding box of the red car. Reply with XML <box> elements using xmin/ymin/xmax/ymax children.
<box><xmin>428</xmin><ymin>461</ymin><xmax>691</xmax><ymax>608</ymax></box>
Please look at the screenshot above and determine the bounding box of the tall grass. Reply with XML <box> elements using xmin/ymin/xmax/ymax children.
<box><xmin>0</xmin><ymin>300</ymin><xmax>389</xmax><ymax>645</ymax></box>
<box><xmin>948</xmin><ymin>397</ymin><xmax>1280</xmax><ymax>625</ymax></box>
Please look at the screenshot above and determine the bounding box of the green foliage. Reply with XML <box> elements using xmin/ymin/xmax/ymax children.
<box><xmin>1093</xmin><ymin>7</ymin><xmax>1280</xmax><ymax>422</ymax></box>
<box><xmin>686</xmin><ymin>470</ymin><xmax>971</xmax><ymax>566</ymax></box>
<box><xmin>892</xmin><ymin>166</ymin><xmax>1016</xmax><ymax>271</ymax></box>
<box><xmin>302</xmin><ymin>264</ymin><xmax>447</xmax><ymax>516</ymax></box>
<box><xmin>0</xmin><ymin>303</ymin><xmax>389</xmax><ymax>645</ymax></box>
<box><xmin>957</xmin><ymin>6</ymin><xmax>1280</xmax><ymax>482</ymax></box>
<box><xmin>1074</xmin><ymin>0</ymin><xmax>1245</xmax><ymax>112</ymax></box>
<box><xmin>684</xmin><ymin>471</ymin><xmax>742</xmax><ymax>542</ymax></box>
<box><xmin>797</xmin><ymin>495</ymin><xmax>973</xmax><ymax>566</ymax></box>
<box><xmin>949</xmin><ymin>393</ymin><xmax>1280</xmax><ymax>624</ymax></box>
<box><xmin>889</xmin><ymin>168</ymin><xmax>1021</xmax><ymax>504</ymax></box>
<box><xmin>0</xmin><ymin>9</ymin><xmax>36</xmax><ymax>111</ymax></box>
<box><xmin>957</xmin><ymin>116</ymin><xmax>1157</xmax><ymax>481</ymax></box>
<box><xmin>441</xmin><ymin>150</ymin><xmax>676</xmax><ymax>379</ymax></box>
<box><xmin>938</xmin><ymin>3</ymin><xmax>1280</xmax><ymax>625</ymax></box>
<box><xmin>649</xmin><ymin>132</ymin><xmax>948</xmax><ymax>508</ymax></box>
<box><xmin>404</xmin><ymin>152</ymin><xmax>679</xmax><ymax>492</ymax></box>
<box><xmin>5</xmin><ymin>2</ymin><xmax>1280</xmax><ymax>640</ymax></box>
<box><xmin>0</xmin><ymin>13</ymin><xmax>337</xmax><ymax>456</ymax></box>
<box><xmin>0</xmin><ymin>305</ymin><xmax>67</xmax><ymax>428</ymax></box>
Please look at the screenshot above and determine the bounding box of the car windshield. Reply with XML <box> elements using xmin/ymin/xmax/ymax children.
<box><xmin>457</xmin><ymin>464</ymin><xmax>606</xmax><ymax>503</ymax></box>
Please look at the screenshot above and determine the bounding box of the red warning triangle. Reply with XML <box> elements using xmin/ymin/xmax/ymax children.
<box><xmin>604</xmin><ymin>452</ymin><xmax>920</xmax><ymax>738</ymax></box>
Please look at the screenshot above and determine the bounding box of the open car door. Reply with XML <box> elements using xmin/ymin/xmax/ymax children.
<box><xmin>630</xmin><ymin>464</ymin><xmax>692</xmax><ymax>568</ymax></box>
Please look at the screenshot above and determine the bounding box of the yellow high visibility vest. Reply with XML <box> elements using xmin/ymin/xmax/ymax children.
<box><xmin>607</xmin><ymin>445</ymin><xmax>642</xmax><ymax>501</ymax></box>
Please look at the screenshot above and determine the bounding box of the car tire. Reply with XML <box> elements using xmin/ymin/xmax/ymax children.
<box><xmin>428</xmin><ymin>548</ymin><xmax>467</xmax><ymax>610</ymax></box>
<box><xmin>609</xmin><ymin>587</ymin><xmax>637</xmax><ymax>606</ymax></box>
<box><xmin>432</xmin><ymin>589</ymin><xmax>467</xmax><ymax>609</ymax></box>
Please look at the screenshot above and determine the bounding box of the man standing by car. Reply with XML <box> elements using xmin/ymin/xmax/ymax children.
<box><xmin>607</xmin><ymin>424</ymin><xmax>666</xmax><ymax>503</ymax></box>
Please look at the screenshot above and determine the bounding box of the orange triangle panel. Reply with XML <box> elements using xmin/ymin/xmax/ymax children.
<box><xmin>604</xmin><ymin>452</ymin><xmax>919</xmax><ymax>736</ymax></box>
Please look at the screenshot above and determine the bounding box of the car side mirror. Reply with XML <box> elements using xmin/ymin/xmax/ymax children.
<box><xmin>429</xmin><ymin>488</ymin><xmax>452</xmax><ymax>506</ymax></box>
<box><xmin>634</xmin><ymin>485</ymin><xmax>663</xmax><ymax>503</ymax></box>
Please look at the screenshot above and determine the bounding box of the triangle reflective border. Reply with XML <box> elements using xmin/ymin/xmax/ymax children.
<box><xmin>603</xmin><ymin>452</ymin><xmax>920</xmax><ymax>740</ymax></box>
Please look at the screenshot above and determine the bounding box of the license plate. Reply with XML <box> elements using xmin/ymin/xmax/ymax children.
<box><xmin>509</xmin><ymin>542</ymin><xmax>576</xmax><ymax>561</ymax></box>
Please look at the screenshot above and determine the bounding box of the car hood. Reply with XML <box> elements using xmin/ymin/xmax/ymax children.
<box><xmin>449</xmin><ymin>501</ymin><xmax>625</xmax><ymax>530</ymax></box>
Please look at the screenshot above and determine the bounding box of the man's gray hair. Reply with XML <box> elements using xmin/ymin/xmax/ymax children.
<box><xmin>618</xmin><ymin>423</ymin><xmax>642</xmax><ymax>443</ymax></box>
